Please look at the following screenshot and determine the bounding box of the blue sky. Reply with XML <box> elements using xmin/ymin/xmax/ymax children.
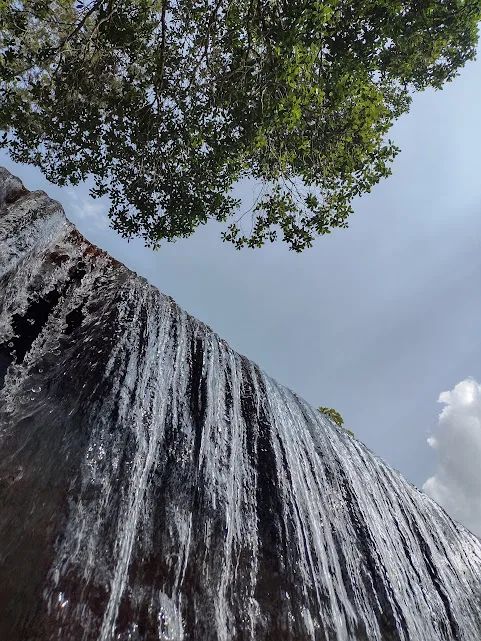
<box><xmin>2</xmin><ymin>51</ymin><xmax>481</xmax><ymax>500</ymax></box>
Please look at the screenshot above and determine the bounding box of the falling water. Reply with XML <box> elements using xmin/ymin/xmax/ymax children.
<box><xmin>1</xmin><ymin>167</ymin><xmax>481</xmax><ymax>641</ymax></box>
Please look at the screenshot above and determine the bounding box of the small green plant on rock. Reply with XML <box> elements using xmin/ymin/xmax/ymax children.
<box><xmin>318</xmin><ymin>407</ymin><xmax>354</xmax><ymax>437</ymax></box>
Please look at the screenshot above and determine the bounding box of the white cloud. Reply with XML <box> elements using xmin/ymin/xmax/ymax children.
<box><xmin>423</xmin><ymin>379</ymin><xmax>481</xmax><ymax>537</ymax></box>
<box><xmin>65</xmin><ymin>188</ymin><xmax>109</xmax><ymax>231</ymax></box>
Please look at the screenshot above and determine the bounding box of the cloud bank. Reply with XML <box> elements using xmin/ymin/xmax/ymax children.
<box><xmin>423</xmin><ymin>379</ymin><xmax>481</xmax><ymax>538</ymax></box>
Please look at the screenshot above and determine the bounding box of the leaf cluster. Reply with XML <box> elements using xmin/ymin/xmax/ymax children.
<box><xmin>1</xmin><ymin>0</ymin><xmax>480</xmax><ymax>250</ymax></box>
<box><xmin>318</xmin><ymin>406</ymin><xmax>344</xmax><ymax>428</ymax></box>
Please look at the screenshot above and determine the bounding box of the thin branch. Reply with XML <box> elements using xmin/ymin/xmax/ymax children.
<box><xmin>60</xmin><ymin>0</ymin><xmax>102</xmax><ymax>48</ymax></box>
<box><xmin>88</xmin><ymin>5</ymin><xmax>117</xmax><ymax>42</ymax></box>
<box><xmin>42</xmin><ymin>0</ymin><xmax>103</xmax><ymax>75</ymax></box>
<box><xmin>159</xmin><ymin>0</ymin><xmax>168</xmax><ymax>87</ymax></box>
<box><xmin>189</xmin><ymin>0</ymin><xmax>223</xmax><ymax>85</ymax></box>
<box><xmin>153</xmin><ymin>0</ymin><xmax>168</xmax><ymax>106</ymax></box>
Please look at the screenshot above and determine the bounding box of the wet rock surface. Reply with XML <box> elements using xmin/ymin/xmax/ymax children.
<box><xmin>1</xmin><ymin>167</ymin><xmax>481</xmax><ymax>641</ymax></box>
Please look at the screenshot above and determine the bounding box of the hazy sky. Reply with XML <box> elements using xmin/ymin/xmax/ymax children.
<box><xmin>1</xmin><ymin>52</ymin><xmax>480</xmax><ymax>520</ymax></box>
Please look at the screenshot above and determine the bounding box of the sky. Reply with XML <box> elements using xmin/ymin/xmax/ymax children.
<box><xmin>1</xmin><ymin>51</ymin><xmax>481</xmax><ymax>535</ymax></box>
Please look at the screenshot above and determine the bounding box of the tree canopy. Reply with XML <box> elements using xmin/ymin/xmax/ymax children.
<box><xmin>1</xmin><ymin>1</ymin><xmax>480</xmax><ymax>250</ymax></box>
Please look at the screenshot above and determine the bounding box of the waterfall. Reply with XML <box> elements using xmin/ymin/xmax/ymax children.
<box><xmin>1</xmin><ymin>167</ymin><xmax>480</xmax><ymax>641</ymax></box>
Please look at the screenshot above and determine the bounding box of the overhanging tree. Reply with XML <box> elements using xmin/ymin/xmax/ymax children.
<box><xmin>1</xmin><ymin>1</ymin><xmax>480</xmax><ymax>250</ymax></box>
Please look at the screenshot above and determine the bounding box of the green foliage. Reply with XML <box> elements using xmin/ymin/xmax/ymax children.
<box><xmin>317</xmin><ymin>406</ymin><xmax>354</xmax><ymax>436</ymax></box>
<box><xmin>318</xmin><ymin>406</ymin><xmax>344</xmax><ymax>428</ymax></box>
<box><xmin>1</xmin><ymin>1</ymin><xmax>480</xmax><ymax>250</ymax></box>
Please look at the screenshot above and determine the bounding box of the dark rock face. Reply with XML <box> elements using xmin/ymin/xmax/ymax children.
<box><xmin>1</xmin><ymin>167</ymin><xmax>481</xmax><ymax>641</ymax></box>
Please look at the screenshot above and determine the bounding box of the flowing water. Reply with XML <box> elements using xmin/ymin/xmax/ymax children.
<box><xmin>1</xmin><ymin>167</ymin><xmax>481</xmax><ymax>641</ymax></box>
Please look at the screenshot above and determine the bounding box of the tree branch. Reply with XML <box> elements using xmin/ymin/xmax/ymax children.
<box><xmin>152</xmin><ymin>0</ymin><xmax>169</xmax><ymax>106</ymax></box>
<box><xmin>61</xmin><ymin>0</ymin><xmax>103</xmax><ymax>47</ymax></box>
<box><xmin>189</xmin><ymin>0</ymin><xmax>223</xmax><ymax>85</ymax></box>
